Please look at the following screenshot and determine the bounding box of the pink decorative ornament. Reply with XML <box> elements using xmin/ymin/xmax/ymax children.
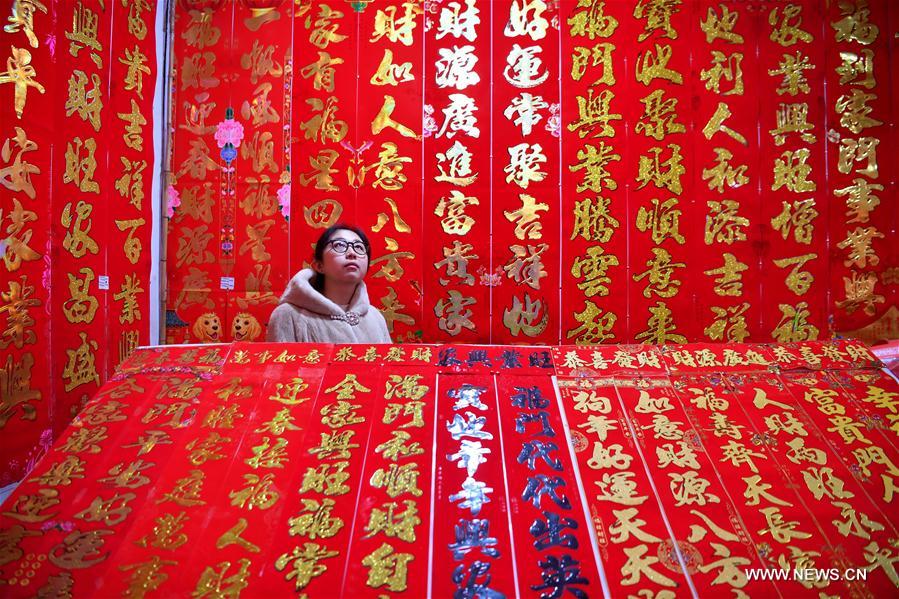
<box><xmin>166</xmin><ymin>185</ymin><xmax>181</xmax><ymax>218</ymax></box>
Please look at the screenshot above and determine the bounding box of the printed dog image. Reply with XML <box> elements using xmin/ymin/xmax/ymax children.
<box><xmin>192</xmin><ymin>312</ymin><xmax>222</xmax><ymax>342</ymax></box>
<box><xmin>231</xmin><ymin>312</ymin><xmax>262</xmax><ymax>341</ymax></box>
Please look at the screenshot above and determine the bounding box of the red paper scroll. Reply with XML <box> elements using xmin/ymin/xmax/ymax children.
<box><xmin>106</xmin><ymin>0</ymin><xmax>157</xmax><ymax>374</ymax></box>
<box><xmin>356</xmin><ymin>2</ymin><xmax>425</xmax><ymax>343</ymax></box>
<box><xmin>615</xmin><ymin>379</ymin><xmax>779</xmax><ymax>595</ymax></box>
<box><xmin>341</xmin><ymin>365</ymin><xmax>436</xmax><ymax>596</ymax></box>
<box><xmin>229</xmin><ymin>2</ymin><xmax>292</xmax><ymax>342</ymax></box>
<box><xmin>826</xmin><ymin>0</ymin><xmax>893</xmax><ymax>335</ymax></box>
<box><xmin>492</xmin><ymin>0</ymin><xmax>561</xmax><ymax>344</ymax></box>
<box><xmin>494</xmin><ymin>374</ymin><xmax>602</xmax><ymax>597</ymax></box>
<box><xmin>424</xmin><ymin>0</ymin><xmax>491</xmax><ymax>342</ymax></box>
<box><xmin>166</xmin><ymin>4</ymin><xmax>232</xmax><ymax>344</ymax></box>
<box><xmin>51</xmin><ymin>0</ymin><xmax>111</xmax><ymax>435</ymax></box>
<box><xmin>722</xmin><ymin>371</ymin><xmax>899</xmax><ymax>595</ymax></box>
<box><xmin>625</xmin><ymin>1</ymin><xmax>696</xmax><ymax>343</ymax></box>
<box><xmin>557</xmin><ymin>377</ymin><xmax>687</xmax><ymax>597</ymax></box>
<box><xmin>0</xmin><ymin>0</ymin><xmax>55</xmax><ymax>484</ymax></box>
<box><xmin>431</xmin><ymin>374</ymin><xmax>516</xmax><ymax>597</ymax></box>
<box><xmin>693</xmin><ymin>0</ymin><xmax>762</xmax><ymax>343</ymax></box>
<box><xmin>561</xmin><ymin>0</ymin><xmax>628</xmax><ymax>344</ymax></box>
<box><xmin>758</xmin><ymin>1</ymin><xmax>828</xmax><ymax>342</ymax></box>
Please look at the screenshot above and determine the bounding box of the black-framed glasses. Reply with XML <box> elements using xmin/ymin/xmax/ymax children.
<box><xmin>327</xmin><ymin>239</ymin><xmax>367</xmax><ymax>255</ymax></box>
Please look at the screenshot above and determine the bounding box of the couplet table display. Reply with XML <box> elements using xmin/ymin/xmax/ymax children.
<box><xmin>1</xmin><ymin>340</ymin><xmax>897</xmax><ymax>596</ymax></box>
<box><xmin>165</xmin><ymin>0</ymin><xmax>899</xmax><ymax>349</ymax></box>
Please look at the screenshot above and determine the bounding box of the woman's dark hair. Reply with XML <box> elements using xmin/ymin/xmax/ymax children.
<box><xmin>310</xmin><ymin>224</ymin><xmax>372</xmax><ymax>291</ymax></box>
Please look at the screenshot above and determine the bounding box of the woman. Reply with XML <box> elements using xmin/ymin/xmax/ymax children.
<box><xmin>266</xmin><ymin>225</ymin><xmax>392</xmax><ymax>343</ymax></box>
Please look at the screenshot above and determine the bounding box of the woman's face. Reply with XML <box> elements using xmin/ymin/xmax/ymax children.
<box><xmin>314</xmin><ymin>229</ymin><xmax>369</xmax><ymax>285</ymax></box>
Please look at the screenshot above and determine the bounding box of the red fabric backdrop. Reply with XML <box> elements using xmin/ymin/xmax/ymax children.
<box><xmin>164</xmin><ymin>0</ymin><xmax>898</xmax><ymax>349</ymax></box>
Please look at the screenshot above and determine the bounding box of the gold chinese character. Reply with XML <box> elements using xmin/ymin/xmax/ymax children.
<box><xmin>836</xmin><ymin>48</ymin><xmax>875</xmax><ymax>89</ymax></box>
<box><xmin>772</xmin><ymin>148</ymin><xmax>816</xmax><ymax>193</ymax></box>
<box><xmin>635</xmin><ymin>88</ymin><xmax>684</xmax><ymax>140</ymax></box>
<box><xmin>571</xmin><ymin>246</ymin><xmax>618</xmax><ymax>297</ymax></box>
<box><xmin>568</xmin><ymin>88</ymin><xmax>621</xmax><ymax>138</ymax></box>
<box><xmin>504</xmin><ymin>193</ymin><xmax>549</xmax><ymax>240</ymax></box>
<box><xmin>63</xmin><ymin>137</ymin><xmax>99</xmax><ymax>193</ymax></box>
<box><xmin>770</xmin><ymin>102</ymin><xmax>816</xmax><ymax>146</ymax></box>
<box><xmin>837</xmin><ymin>136</ymin><xmax>879</xmax><ymax>179</ymax></box>
<box><xmin>704</xmin><ymin>303</ymin><xmax>750</xmax><ymax>342</ymax></box>
<box><xmin>634</xmin><ymin>0</ymin><xmax>681</xmax><ymax>42</ymax></box>
<box><xmin>771</xmin><ymin>302</ymin><xmax>819</xmax><ymax>342</ymax></box>
<box><xmin>837</xmin><ymin>225</ymin><xmax>883</xmax><ymax>268</ymax></box>
<box><xmin>837</xmin><ymin>272</ymin><xmax>884</xmax><ymax>316</ymax></box>
<box><xmin>770</xmin><ymin>198</ymin><xmax>818</xmax><ymax>244</ymax></box>
<box><xmin>435</xmin><ymin>190</ymin><xmax>479</xmax><ymax>235</ymax></box>
<box><xmin>300</xmin><ymin>96</ymin><xmax>348</xmax><ymax>143</ymax></box>
<box><xmin>768</xmin><ymin>5</ymin><xmax>813</xmax><ymax>47</ymax></box>
<box><xmin>308</xmin><ymin>4</ymin><xmax>347</xmax><ymax>49</ymax></box>
<box><xmin>570</xmin><ymin>142</ymin><xmax>620</xmax><ymax>193</ymax></box>
<box><xmin>769</xmin><ymin>51</ymin><xmax>814</xmax><ymax>96</ymax></box>
<box><xmin>229</xmin><ymin>473</ymin><xmax>279</xmax><ymax>510</ymax></box>
<box><xmin>835</xmin><ymin>89</ymin><xmax>882</xmax><ymax>134</ymax></box>
<box><xmin>0</xmin><ymin>274</ymin><xmax>39</xmax><ymax>348</ymax></box>
<box><xmin>4</xmin><ymin>0</ymin><xmax>48</xmax><ymax>49</ymax></box>
<box><xmin>759</xmin><ymin>506</ymin><xmax>811</xmax><ymax>543</ymax></box>
<box><xmin>635</xmin><ymin>43</ymin><xmax>682</xmax><ymax>85</ymax></box>
<box><xmin>702</xmin><ymin>148</ymin><xmax>748</xmax><ymax>193</ymax></box>
<box><xmin>275</xmin><ymin>543</ymin><xmax>339</xmax><ymax>590</ymax></box>
<box><xmin>3</xmin><ymin>488</ymin><xmax>59</xmax><ymax>522</ymax></box>
<box><xmin>434</xmin><ymin>290</ymin><xmax>476</xmax><ymax>336</ymax></box>
<box><xmin>773</xmin><ymin>253</ymin><xmax>816</xmax><ymax>296</ymax></box>
<box><xmin>0</xmin><ymin>126</ymin><xmax>39</xmax><ymax>198</ymax></box>
<box><xmin>115</xmin><ymin>157</ymin><xmax>147</xmax><ymax>210</ymax></box>
<box><xmin>567</xmin><ymin>300</ymin><xmax>616</xmax><ymax>343</ymax></box>
<box><xmin>193</xmin><ymin>558</ymin><xmax>251</xmax><ymax>598</ymax></box>
<box><xmin>370</xmin><ymin>48</ymin><xmax>414</xmax><ymax>86</ymax></box>
<box><xmin>704</xmin><ymin>253</ymin><xmax>748</xmax><ymax>296</ymax></box>
<box><xmin>570</xmin><ymin>43</ymin><xmax>615</xmax><ymax>85</ymax></box>
<box><xmin>65</xmin><ymin>70</ymin><xmax>103</xmax><ymax>131</ymax></box>
<box><xmin>240</xmin><ymin>40</ymin><xmax>282</xmax><ymax>85</ymax></box>
<box><xmin>503</xmin><ymin>293</ymin><xmax>548</xmax><ymax>337</ymax></box>
<box><xmin>636</xmin><ymin>144</ymin><xmax>684</xmax><ymax>194</ymax></box>
<box><xmin>568</xmin><ymin>0</ymin><xmax>618</xmax><ymax>39</ymax></box>
<box><xmin>372</xmin><ymin>94</ymin><xmax>419</xmax><ymax>139</ymax></box>
<box><xmin>700</xmin><ymin>51</ymin><xmax>743</xmax><ymax>95</ymax></box>
<box><xmin>288</xmin><ymin>498</ymin><xmax>344</xmax><ymax>540</ymax></box>
<box><xmin>570</xmin><ymin>196</ymin><xmax>618</xmax><ymax>243</ymax></box>
<box><xmin>62</xmin><ymin>331</ymin><xmax>100</xmax><ymax>392</ymax></box>
<box><xmin>119</xmin><ymin>46</ymin><xmax>151</xmax><ymax>100</ymax></box>
<box><xmin>30</xmin><ymin>454</ymin><xmax>85</xmax><ymax>486</ymax></box>
<box><xmin>49</xmin><ymin>529</ymin><xmax>112</xmax><ymax>569</ymax></box>
<box><xmin>66</xmin><ymin>1</ymin><xmax>102</xmax><ymax>61</ymax></box>
<box><xmin>137</xmin><ymin>511</ymin><xmax>189</xmax><ymax>551</ymax></box>
<box><xmin>185</xmin><ymin>432</ymin><xmax>231</xmax><ymax>466</ymax></box>
<box><xmin>669</xmin><ymin>471</ymin><xmax>719</xmax><ymax>506</ymax></box>
<box><xmin>157</xmin><ymin>470</ymin><xmax>206</xmax><ymax>507</ymax></box>
<box><xmin>832</xmin><ymin>0</ymin><xmax>879</xmax><ymax>45</ymax></box>
<box><xmin>635</xmin><ymin>301</ymin><xmax>686</xmax><ymax>344</ymax></box>
<box><xmin>371</xmin><ymin>463</ymin><xmax>422</xmax><ymax>498</ymax></box>
<box><xmin>702</xmin><ymin>102</ymin><xmax>747</xmax><ymax>145</ymax></box>
<box><xmin>362</xmin><ymin>542</ymin><xmax>413</xmax><ymax>592</ymax></box>
<box><xmin>700</xmin><ymin>4</ymin><xmax>743</xmax><ymax>44</ymax></box>
<box><xmin>118</xmin><ymin>99</ymin><xmax>147</xmax><ymax>151</ymax></box>
<box><xmin>0</xmin><ymin>46</ymin><xmax>45</xmax><ymax>118</ymax></box>
<box><xmin>364</xmin><ymin>500</ymin><xmax>419</xmax><ymax>542</ymax></box>
<box><xmin>119</xmin><ymin>555</ymin><xmax>176</xmax><ymax>597</ymax></box>
<box><xmin>633</xmin><ymin>247</ymin><xmax>684</xmax><ymax>299</ymax></box>
<box><xmin>371</xmin><ymin>3</ymin><xmax>420</xmax><ymax>46</ymax></box>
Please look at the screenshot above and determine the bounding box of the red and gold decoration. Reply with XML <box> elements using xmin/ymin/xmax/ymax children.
<box><xmin>1</xmin><ymin>340</ymin><xmax>897</xmax><ymax>596</ymax></box>
<box><xmin>163</xmin><ymin>0</ymin><xmax>898</xmax><ymax>348</ymax></box>
<box><xmin>1</xmin><ymin>1</ymin><xmax>156</xmax><ymax>485</ymax></box>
